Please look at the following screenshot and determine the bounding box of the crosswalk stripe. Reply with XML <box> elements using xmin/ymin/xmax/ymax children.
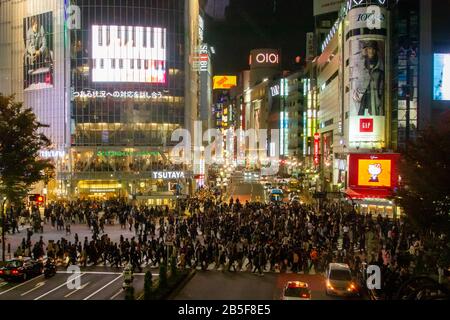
<box><xmin>0</xmin><ymin>275</ymin><xmax>44</xmax><ymax>296</ymax></box>
<box><xmin>83</xmin><ymin>275</ymin><xmax>122</xmax><ymax>300</ymax></box>
<box><xmin>34</xmin><ymin>273</ymin><xmax>85</xmax><ymax>300</ymax></box>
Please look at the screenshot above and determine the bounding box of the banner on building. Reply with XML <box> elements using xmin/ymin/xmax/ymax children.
<box><xmin>23</xmin><ymin>11</ymin><xmax>54</xmax><ymax>90</ymax></box>
<box><xmin>347</xmin><ymin>6</ymin><xmax>387</xmax><ymax>148</ymax></box>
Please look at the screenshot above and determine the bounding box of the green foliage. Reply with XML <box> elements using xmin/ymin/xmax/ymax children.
<box><xmin>143</xmin><ymin>270</ymin><xmax>153</xmax><ymax>300</ymax></box>
<box><xmin>0</xmin><ymin>94</ymin><xmax>54</xmax><ymax>203</ymax></box>
<box><xmin>170</xmin><ymin>255</ymin><xmax>177</xmax><ymax>278</ymax></box>
<box><xmin>125</xmin><ymin>286</ymin><xmax>135</xmax><ymax>300</ymax></box>
<box><xmin>159</xmin><ymin>263</ymin><xmax>167</xmax><ymax>288</ymax></box>
<box><xmin>395</xmin><ymin>121</ymin><xmax>450</xmax><ymax>238</ymax></box>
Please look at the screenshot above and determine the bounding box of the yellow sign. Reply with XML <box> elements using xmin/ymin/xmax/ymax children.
<box><xmin>213</xmin><ymin>75</ymin><xmax>237</xmax><ymax>89</ymax></box>
<box><xmin>358</xmin><ymin>159</ymin><xmax>392</xmax><ymax>188</ymax></box>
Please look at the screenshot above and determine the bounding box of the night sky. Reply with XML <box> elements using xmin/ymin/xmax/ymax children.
<box><xmin>204</xmin><ymin>0</ymin><xmax>450</xmax><ymax>76</ymax></box>
<box><xmin>204</xmin><ymin>0</ymin><xmax>314</xmax><ymax>75</ymax></box>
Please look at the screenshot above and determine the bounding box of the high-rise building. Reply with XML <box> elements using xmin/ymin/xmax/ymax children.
<box><xmin>0</xmin><ymin>0</ymin><xmax>202</xmax><ymax>204</ymax></box>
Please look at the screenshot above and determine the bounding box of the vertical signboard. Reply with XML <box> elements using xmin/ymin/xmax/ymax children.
<box><xmin>348</xmin><ymin>6</ymin><xmax>387</xmax><ymax>148</ymax></box>
<box><xmin>314</xmin><ymin>133</ymin><xmax>320</xmax><ymax>166</ymax></box>
<box><xmin>306</xmin><ymin>32</ymin><xmax>315</xmax><ymax>61</ymax></box>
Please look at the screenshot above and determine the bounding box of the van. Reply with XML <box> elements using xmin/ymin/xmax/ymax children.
<box><xmin>325</xmin><ymin>263</ymin><xmax>359</xmax><ymax>297</ymax></box>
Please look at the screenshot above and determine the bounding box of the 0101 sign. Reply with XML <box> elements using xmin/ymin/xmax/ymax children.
<box><xmin>256</xmin><ymin>52</ymin><xmax>279</xmax><ymax>64</ymax></box>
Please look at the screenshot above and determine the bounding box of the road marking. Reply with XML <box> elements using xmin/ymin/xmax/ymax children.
<box><xmin>0</xmin><ymin>275</ymin><xmax>44</xmax><ymax>296</ymax></box>
<box><xmin>0</xmin><ymin>282</ymin><xmax>7</xmax><ymax>288</ymax></box>
<box><xmin>110</xmin><ymin>289</ymin><xmax>123</xmax><ymax>300</ymax></box>
<box><xmin>83</xmin><ymin>275</ymin><xmax>122</xmax><ymax>300</ymax></box>
<box><xmin>56</xmin><ymin>271</ymin><xmax>156</xmax><ymax>276</ymax></box>
<box><xmin>64</xmin><ymin>281</ymin><xmax>90</xmax><ymax>298</ymax></box>
<box><xmin>34</xmin><ymin>273</ymin><xmax>85</xmax><ymax>300</ymax></box>
<box><xmin>20</xmin><ymin>281</ymin><xmax>46</xmax><ymax>296</ymax></box>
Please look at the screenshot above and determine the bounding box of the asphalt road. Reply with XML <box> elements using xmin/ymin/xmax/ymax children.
<box><xmin>0</xmin><ymin>265</ymin><xmax>158</xmax><ymax>300</ymax></box>
<box><xmin>227</xmin><ymin>182</ymin><xmax>267</xmax><ymax>203</ymax></box>
<box><xmin>173</xmin><ymin>270</ymin><xmax>364</xmax><ymax>300</ymax></box>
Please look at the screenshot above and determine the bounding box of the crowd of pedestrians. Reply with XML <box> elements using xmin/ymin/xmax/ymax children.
<box><xmin>2</xmin><ymin>189</ymin><xmax>448</xmax><ymax>296</ymax></box>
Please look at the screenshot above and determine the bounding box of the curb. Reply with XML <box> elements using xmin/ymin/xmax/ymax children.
<box><xmin>166</xmin><ymin>269</ymin><xmax>197</xmax><ymax>300</ymax></box>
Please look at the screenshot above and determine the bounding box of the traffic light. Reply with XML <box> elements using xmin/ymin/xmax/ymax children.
<box><xmin>29</xmin><ymin>194</ymin><xmax>45</xmax><ymax>204</ymax></box>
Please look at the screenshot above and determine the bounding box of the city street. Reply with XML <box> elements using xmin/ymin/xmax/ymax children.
<box><xmin>226</xmin><ymin>181</ymin><xmax>267</xmax><ymax>204</ymax></box>
<box><xmin>0</xmin><ymin>265</ymin><xmax>156</xmax><ymax>300</ymax></box>
<box><xmin>174</xmin><ymin>270</ymin><xmax>362</xmax><ymax>300</ymax></box>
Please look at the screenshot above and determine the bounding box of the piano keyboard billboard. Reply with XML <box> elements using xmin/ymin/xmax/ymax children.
<box><xmin>92</xmin><ymin>25</ymin><xmax>166</xmax><ymax>84</ymax></box>
<box><xmin>23</xmin><ymin>12</ymin><xmax>54</xmax><ymax>90</ymax></box>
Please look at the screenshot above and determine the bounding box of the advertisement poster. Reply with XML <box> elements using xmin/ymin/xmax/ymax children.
<box><xmin>348</xmin><ymin>7</ymin><xmax>387</xmax><ymax>148</ymax></box>
<box><xmin>213</xmin><ymin>75</ymin><xmax>237</xmax><ymax>89</ymax></box>
<box><xmin>92</xmin><ymin>25</ymin><xmax>167</xmax><ymax>83</ymax></box>
<box><xmin>23</xmin><ymin>12</ymin><xmax>54</xmax><ymax>90</ymax></box>
<box><xmin>348</xmin><ymin>154</ymin><xmax>400</xmax><ymax>196</ymax></box>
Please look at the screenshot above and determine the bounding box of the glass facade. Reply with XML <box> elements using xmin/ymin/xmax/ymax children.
<box><xmin>392</xmin><ymin>0</ymin><xmax>419</xmax><ymax>150</ymax></box>
<box><xmin>0</xmin><ymin>0</ymin><xmax>199</xmax><ymax>200</ymax></box>
<box><xmin>70</xmin><ymin>0</ymin><xmax>186</xmax><ymax>147</ymax></box>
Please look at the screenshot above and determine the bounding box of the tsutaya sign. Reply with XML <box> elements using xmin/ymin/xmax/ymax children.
<box><xmin>152</xmin><ymin>171</ymin><xmax>185</xmax><ymax>179</ymax></box>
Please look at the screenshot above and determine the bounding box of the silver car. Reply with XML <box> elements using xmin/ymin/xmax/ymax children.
<box><xmin>325</xmin><ymin>263</ymin><xmax>359</xmax><ymax>297</ymax></box>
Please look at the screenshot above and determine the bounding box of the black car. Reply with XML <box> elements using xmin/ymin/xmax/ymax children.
<box><xmin>0</xmin><ymin>258</ymin><xmax>43</xmax><ymax>282</ymax></box>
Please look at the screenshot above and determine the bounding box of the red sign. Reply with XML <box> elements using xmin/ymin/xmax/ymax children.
<box><xmin>347</xmin><ymin>153</ymin><xmax>400</xmax><ymax>198</ymax></box>
<box><xmin>360</xmin><ymin>118</ymin><xmax>374</xmax><ymax>133</ymax></box>
<box><xmin>314</xmin><ymin>133</ymin><xmax>320</xmax><ymax>166</ymax></box>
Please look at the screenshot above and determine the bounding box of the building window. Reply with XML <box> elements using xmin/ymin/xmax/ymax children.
<box><xmin>143</xmin><ymin>28</ymin><xmax>147</xmax><ymax>47</ymax></box>
<box><xmin>98</xmin><ymin>26</ymin><xmax>103</xmax><ymax>46</ymax></box>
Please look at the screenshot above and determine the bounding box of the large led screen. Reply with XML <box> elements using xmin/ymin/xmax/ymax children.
<box><xmin>434</xmin><ymin>53</ymin><xmax>450</xmax><ymax>101</ymax></box>
<box><xmin>348</xmin><ymin>153</ymin><xmax>400</xmax><ymax>194</ymax></box>
<box><xmin>23</xmin><ymin>12</ymin><xmax>54</xmax><ymax>90</ymax></box>
<box><xmin>92</xmin><ymin>25</ymin><xmax>166</xmax><ymax>83</ymax></box>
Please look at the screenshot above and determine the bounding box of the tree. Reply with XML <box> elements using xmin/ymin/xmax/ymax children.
<box><xmin>0</xmin><ymin>94</ymin><xmax>54</xmax><ymax>261</ymax></box>
<box><xmin>395</xmin><ymin>120</ymin><xmax>450</xmax><ymax>239</ymax></box>
<box><xmin>0</xmin><ymin>94</ymin><xmax>54</xmax><ymax>202</ymax></box>
<box><xmin>143</xmin><ymin>270</ymin><xmax>153</xmax><ymax>300</ymax></box>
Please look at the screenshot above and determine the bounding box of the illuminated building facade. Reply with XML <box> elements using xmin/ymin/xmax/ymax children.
<box><xmin>0</xmin><ymin>0</ymin><xmax>202</xmax><ymax>204</ymax></box>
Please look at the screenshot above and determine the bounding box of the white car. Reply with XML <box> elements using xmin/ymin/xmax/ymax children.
<box><xmin>281</xmin><ymin>281</ymin><xmax>311</xmax><ymax>300</ymax></box>
<box><xmin>325</xmin><ymin>263</ymin><xmax>359</xmax><ymax>297</ymax></box>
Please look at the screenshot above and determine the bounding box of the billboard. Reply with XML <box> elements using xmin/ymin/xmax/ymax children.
<box><xmin>92</xmin><ymin>25</ymin><xmax>167</xmax><ymax>83</ymax></box>
<box><xmin>23</xmin><ymin>12</ymin><xmax>54</xmax><ymax>90</ymax></box>
<box><xmin>433</xmin><ymin>53</ymin><xmax>450</xmax><ymax>101</ymax></box>
<box><xmin>348</xmin><ymin>153</ymin><xmax>400</xmax><ymax>196</ymax></box>
<box><xmin>213</xmin><ymin>75</ymin><xmax>237</xmax><ymax>90</ymax></box>
<box><xmin>314</xmin><ymin>0</ymin><xmax>345</xmax><ymax>16</ymax></box>
<box><xmin>348</xmin><ymin>6</ymin><xmax>387</xmax><ymax>148</ymax></box>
